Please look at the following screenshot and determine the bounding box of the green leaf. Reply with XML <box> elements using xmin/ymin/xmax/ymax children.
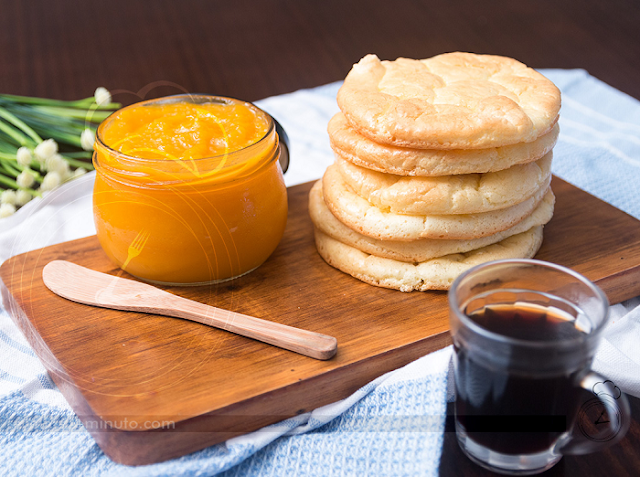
<box><xmin>0</xmin><ymin>106</ymin><xmax>43</xmax><ymax>143</ymax></box>
<box><xmin>0</xmin><ymin>119</ymin><xmax>31</xmax><ymax>147</ymax></box>
<box><xmin>0</xmin><ymin>93</ymin><xmax>121</xmax><ymax>110</ymax></box>
<box><xmin>33</xmin><ymin>105</ymin><xmax>113</xmax><ymax>122</ymax></box>
<box><xmin>60</xmin><ymin>154</ymin><xmax>95</xmax><ymax>170</ymax></box>
<box><xmin>63</xmin><ymin>151</ymin><xmax>92</xmax><ymax>159</ymax></box>
<box><xmin>0</xmin><ymin>171</ymin><xmax>19</xmax><ymax>189</ymax></box>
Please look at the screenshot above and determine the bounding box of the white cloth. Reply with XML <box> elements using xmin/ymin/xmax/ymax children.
<box><xmin>592</xmin><ymin>297</ymin><xmax>640</xmax><ymax>398</ymax></box>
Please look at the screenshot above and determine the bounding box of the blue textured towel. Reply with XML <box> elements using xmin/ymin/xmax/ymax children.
<box><xmin>1</xmin><ymin>69</ymin><xmax>640</xmax><ymax>476</ymax></box>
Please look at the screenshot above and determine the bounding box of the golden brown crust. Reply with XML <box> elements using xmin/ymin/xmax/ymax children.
<box><xmin>314</xmin><ymin>226</ymin><xmax>544</xmax><ymax>291</ymax></box>
<box><xmin>309</xmin><ymin>180</ymin><xmax>554</xmax><ymax>263</ymax></box>
<box><xmin>337</xmin><ymin>53</ymin><xmax>561</xmax><ymax>150</ymax></box>
<box><xmin>334</xmin><ymin>153</ymin><xmax>552</xmax><ymax>216</ymax></box>
<box><xmin>321</xmin><ymin>163</ymin><xmax>550</xmax><ymax>241</ymax></box>
<box><xmin>328</xmin><ymin>112</ymin><xmax>559</xmax><ymax>176</ymax></box>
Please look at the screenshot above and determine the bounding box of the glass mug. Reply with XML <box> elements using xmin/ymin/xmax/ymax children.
<box><xmin>448</xmin><ymin>259</ymin><xmax>630</xmax><ymax>475</ymax></box>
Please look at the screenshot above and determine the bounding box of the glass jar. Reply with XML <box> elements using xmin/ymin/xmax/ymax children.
<box><xmin>93</xmin><ymin>95</ymin><xmax>288</xmax><ymax>285</ymax></box>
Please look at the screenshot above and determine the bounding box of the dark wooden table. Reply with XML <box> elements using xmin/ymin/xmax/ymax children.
<box><xmin>2</xmin><ymin>0</ymin><xmax>640</xmax><ymax>475</ymax></box>
<box><xmin>440</xmin><ymin>397</ymin><xmax>640</xmax><ymax>476</ymax></box>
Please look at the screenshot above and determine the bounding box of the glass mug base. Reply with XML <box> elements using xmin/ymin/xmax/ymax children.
<box><xmin>456</xmin><ymin>422</ymin><xmax>562</xmax><ymax>475</ymax></box>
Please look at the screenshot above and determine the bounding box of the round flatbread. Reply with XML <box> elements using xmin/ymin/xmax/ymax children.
<box><xmin>337</xmin><ymin>53</ymin><xmax>561</xmax><ymax>150</ymax></box>
<box><xmin>335</xmin><ymin>152</ymin><xmax>552</xmax><ymax>215</ymax></box>
<box><xmin>322</xmin><ymin>163</ymin><xmax>550</xmax><ymax>240</ymax></box>
<box><xmin>309</xmin><ymin>180</ymin><xmax>554</xmax><ymax>263</ymax></box>
<box><xmin>328</xmin><ymin>112</ymin><xmax>559</xmax><ymax>176</ymax></box>
<box><xmin>314</xmin><ymin>226</ymin><xmax>544</xmax><ymax>291</ymax></box>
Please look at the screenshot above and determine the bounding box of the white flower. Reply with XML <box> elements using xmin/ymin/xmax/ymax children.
<box><xmin>94</xmin><ymin>87</ymin><xmax>112</xmax><ymax>106</ymax></box>
<box><xmin>16</xmin><ymin>169</ymin><xmax>36</xmax><ymax>189</ymax></box>
<box><xmin>44</xmin><ymin>154</ymin><xmax>75</xmax><ymax>181</ymax></box>
<box><xmin>0</xmin><ymin>203</ymin><xmax>16</xmax><ymax>218</ymax></box>
<box><xmin>40</xmin><ymin>171</ymin><xmax>61</xmax><ymax>192</ymax></box>
<box><xmin>81</xmin><ymin>129</ymin><xmax>95</xmax><ymax>151</ymax></box>
<box><xmin>16</xmin><ymin>147</ymin><xmax>33</xmax><ymax>167</ymax></box>
<box><xmin>73</xmin><ymin>167</ymin><xmax>87</xmax><ymax>178</ymax></box>
<box><xmin>60</xmin><ymin>163</ymin><xmax>72</xmax><ymax>181</ymax></box>
<box><xmin>1</xmin><ymin>189</ymin><xmax>17</xmax><ymax>205</ymax></box>
<box><xmin>44</xmin><ymin>154</ymin><xmax>71</xmax><ymax>179</ymax></box>
<box><xmin>16</xmin><ymin>190</ymin><xmax>32</xmax><ymax>206</ymax></box>
<box><xmin>44</xmin><ymin>154</ymin><xmax>64</xmax><ymax>172</ymax></box>
<box><xmin>34</xmin><ymin>139</ymin><xmax>58</xmax><ymax>162</ymax></box>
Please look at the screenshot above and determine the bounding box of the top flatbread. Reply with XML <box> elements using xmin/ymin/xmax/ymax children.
<box><xmin>337</xmin><ymin>52</ymin><xmax>561</xmax><ymax>150</ymax></box>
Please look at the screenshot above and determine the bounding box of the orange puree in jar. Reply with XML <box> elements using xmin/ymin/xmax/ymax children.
<box><xmin>93</xmin><ymin>95</ymin><xmax>288</xmax><ymax>285</ymax></box>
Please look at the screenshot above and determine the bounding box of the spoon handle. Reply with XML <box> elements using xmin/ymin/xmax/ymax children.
<box><xmin>42</xmin><ymin>260</ymin><xmax>337</xmax><ymax>360</ymax></box>
<box><xmin>163</xmin><ymin>294</ymin><xmax>337</xmax><ymax>360</ymax></box>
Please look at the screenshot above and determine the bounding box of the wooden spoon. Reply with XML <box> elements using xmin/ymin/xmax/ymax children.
<box><xmin>42</xmin><ymin>260</ymin><xmax>337</xmax><ymax>360</ymax></box>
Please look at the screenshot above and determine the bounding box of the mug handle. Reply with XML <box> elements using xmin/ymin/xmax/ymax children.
<box><xmin>555</xmin><ymin>371</ymin><xmax>631</xmax><ymax>455</ymax></box>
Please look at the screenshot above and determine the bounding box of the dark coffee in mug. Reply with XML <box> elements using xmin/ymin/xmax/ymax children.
<box><xmin>455</xmin><ymin>297</ymin><xmax>588</xmax><ymax>454</ymax></box>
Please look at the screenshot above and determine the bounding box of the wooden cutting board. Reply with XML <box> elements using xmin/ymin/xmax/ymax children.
<box><xmin>2</xmin><ymin>176</ymin><xmax>640</xmax><ymax>466</ymax></box>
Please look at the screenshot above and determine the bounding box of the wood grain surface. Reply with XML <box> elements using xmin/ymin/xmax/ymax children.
<box><xmin>2</xmin><ymin>176</ymin><xmax>640</xmax><ymax>465</ymax></box>
<box><xmin>2</xmin><ymin>0</ymin><xmax>640</xmax><ymax>473</ymax></box>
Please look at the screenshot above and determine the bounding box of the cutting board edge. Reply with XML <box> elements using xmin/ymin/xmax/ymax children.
<box><xmin>22</xmin><ymin>326</ymin><xmax>451</xmax><ymax>466</ymax></box>
<box><xmin>591</xmin><ymin>263</ymin><xmax>640</xmax><ymax>305</ymax></box>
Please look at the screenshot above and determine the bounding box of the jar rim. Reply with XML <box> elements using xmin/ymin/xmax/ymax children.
<box><xmin>95</xmin><ymin>94</ymin><xmax>275</xmax><ymax>164</ymax></box>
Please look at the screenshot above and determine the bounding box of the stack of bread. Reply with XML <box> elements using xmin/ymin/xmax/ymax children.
<box><xmin>310</xmin><ymin>52</ymin><xmax>561</xmax><ymax>291</ymax></box>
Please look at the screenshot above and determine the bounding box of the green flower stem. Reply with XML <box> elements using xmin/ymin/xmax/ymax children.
<box><xmin>61</xmin><ymin>155</ymin><xmax>95</xmax><ymax>170</ymax></box>
<box><xmin>29</xmin><ymin>119</ymin><xmax>86</xmax><ymax>137</ymax></box>
<box><xmin>0</xmin><ymin>93</ymin><xmax>93</xmax><ymax>107</ymax></box>
<box><xmin>1</xmin><ymin>162</ymin><xmax>43</xmax><ymax>183</ymax></box>
<box><xmin>0</xmin><ymin>94</ymin><xmax>121</xmax><ymax>110</ymax></box>
<box><xmin>33</xmin><ymin>106</ymin><xmax>113</xmax><ymax>122</ymax></box>
<box><xmin>1</xmin><ymin>159</ymin><xmax>21</xmax><ymax>177</ymax></box>
<box><xmin>6</xmin><ymin>115</ymin><xmax>84</xmax><ymax>147</ymax></box>
<box><xmin>0</xmin><ymin>119</ymin><xmax>32</xmax><ymax>147</ymax></box>
<box><xmin>45</xmin><ymin>130</ymin><xmax>83</xmax><ymax>148</ymax></box>
<box><xmin>0</xmin><ymin>161</ymin><xmax>14</xmax><ymax>177</ymax></box>
<box><xmin>97</xmin><ymin>102</ymin><xmax>121</xmax><ymax>110</ymax></box>
<box><xmin>7</xmin><ymin>106</ymin><xmax>90</xmax><ymax>133</ymax></box>
<box><xmin>0</xmin><ymin>107</ymin><xmax>43</xmax><ymax>144</ymax></box>
<box><xmin>0</xmin><ymin>172</ymin><xmax>19</xmax><ymax>189</ymax></box>
<box><xmin>63</xmin><ymin>151</ymin><xmax>92</xmax><ymax>159</ymax></box>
